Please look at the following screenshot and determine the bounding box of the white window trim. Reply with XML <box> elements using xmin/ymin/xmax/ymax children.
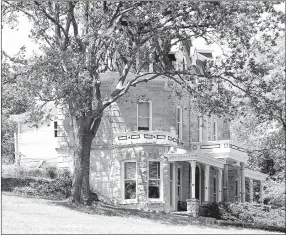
<box><xmin>147</xmin><ymin>159</ymin><xmax>163</xmax><ymax>202</ymax></box>
<box><xmin>137</xmin><ymin>100</ymin><xmax>152</xmax><ymax>131</ymax></box>
<box><xmin>121</xmin><ymin>160</ymin><xmax>138</xmax><ymax>204</ymax></box>
<box><xmin>177</xmin><ymin>105</ymin><xmax>183</xmax><ymax>140</ymax></box>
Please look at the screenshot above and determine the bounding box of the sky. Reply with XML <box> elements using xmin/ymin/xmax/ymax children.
<box><xmin>1</xmin><ymin>2</ymin><xmax>285</xmax><ymax>57</ymax></box>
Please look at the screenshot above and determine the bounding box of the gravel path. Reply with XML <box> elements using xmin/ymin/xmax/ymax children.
<box><xmin>2</xmin><ymin>194</ymin><xmax>282</xmax><ymax>234</ymax></box>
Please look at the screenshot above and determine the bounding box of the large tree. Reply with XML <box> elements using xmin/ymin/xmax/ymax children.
<box><xmin>2</xmin><ymin>1</ymin><xmax>281</xmax><ymax>204</ymax></box>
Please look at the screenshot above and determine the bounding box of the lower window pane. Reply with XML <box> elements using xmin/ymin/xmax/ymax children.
<box><xmin>125</xmin><ymin>181</ymin><xmax>136</xmax><ymax>199</ymax></box>
<box><xmin>149</xmin><ymin>186</ymin><xmax>160</xmax><ymax>198</ymax></box>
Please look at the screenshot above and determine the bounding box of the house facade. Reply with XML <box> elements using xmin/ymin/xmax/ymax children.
<box><xmin>12</xmin><ymin>43</ymin><xmax>267</xmax><ymax>216</ymax></box>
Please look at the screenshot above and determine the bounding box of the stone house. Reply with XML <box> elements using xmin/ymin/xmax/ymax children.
<box><xmin>12</xmin><ymin>42</ymin><xmax>267</xmax><ymax>216</ymax></box>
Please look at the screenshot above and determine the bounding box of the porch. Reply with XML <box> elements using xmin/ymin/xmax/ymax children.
<box><xmin>165</xmin><ymin>145</ymin><xmax>268</xmax><ymax>217</ymax></box>
<box><xmin>166</xmin><ymin>149</ymin><xmax>225</xmax><ymax>216</ymax></box>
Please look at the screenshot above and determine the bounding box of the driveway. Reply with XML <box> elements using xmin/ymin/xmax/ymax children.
<box><xmin>1</xmin><ymin>194</ymin><xmax>281</xmax><ymax>234</ymax></box>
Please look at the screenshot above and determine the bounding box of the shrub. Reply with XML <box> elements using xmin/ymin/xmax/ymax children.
<box><xmin>264</xmin><ymin>179</ymin><xmax>285</xmax><ymax>207</ymax></box>
<box><xmin>27</xmin><ymin>168</ymin><xmax>45</xmax><ymax>178</ymax></box>
<box><xmin>12</xmin><ymin>169</ymin><xmax>72</xmax><ymax>200</ymax></box>
<box><xmin>200</xmin><ymin>202</ymin><xmax>221</xmax><ymax>219</ymax></box>
<box><xmin>217</xmin><ymin>202</ymin><xmax>285</xmax><ymax>228</ymax></box>
<box><xmin>44</xmin><ymin>166</ymin><xmax>58</xmax><ymax>179</ymax></box>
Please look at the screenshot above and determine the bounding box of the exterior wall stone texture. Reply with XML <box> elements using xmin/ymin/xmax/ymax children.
<box><xmin>89</xmin><ymin>145</ymin><xmax>171</xmax><ymax>212</ymax></box>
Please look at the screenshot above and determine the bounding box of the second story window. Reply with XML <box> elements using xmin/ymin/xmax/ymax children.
<box><xmin>213</xmin><ymin>117</ymin><xmax>217</xmax><ymax>141</ymax></box>
<box><xmin>137</xmin><ymin>101</ymin><xmax>152</xmax><ymax>131</ymax></box>
<box><xmin>177</xmin><ymin>106</ymin><xmax>183</xmax><ymax>140</ymax></box>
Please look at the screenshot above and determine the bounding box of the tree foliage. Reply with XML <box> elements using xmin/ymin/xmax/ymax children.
<box><xmin>2</xmin><ymin>1</ymin><xmax>283</xmax><ymax>203</ymax></box>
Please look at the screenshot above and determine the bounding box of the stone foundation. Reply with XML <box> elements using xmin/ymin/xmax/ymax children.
<box><xmin>187</xmin><ymin>198</ymin><xmax>199</xmax><ymax>217</ymax></box>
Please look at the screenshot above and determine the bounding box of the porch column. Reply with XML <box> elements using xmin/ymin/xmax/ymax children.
<box><xmin>174</xmin><ymin>162</ymin><xmax>178</xmax><ymax>211</ymax></box>
<box><xmin>249</xmin><ymin>178</ymin><xmax>253</xmax><ymax>203</ymax></box>
<box><xmin>223</xmin><ymin>164</ymin><xmax>229</xmax><ymax>201</ymax></box>
<box><xmin>190</xmin><ymin>160</ymin><xmax>196</xmax><ymax>199</ymax></box>
<box><xmin>204</xmin><ymin>164</ymin><xmax>210</xmax><ymax>202</ymax></box>
<box><xmin>260</xmin><ymin>181</ymin><xmax>264</xmax><ymax>204</ymax></box>
<box><xmin>240</xmin><ymin>162</ymin><xmax>246</xmax><ymax>203</ymax></box>
<box><xmin>187</xmin><ymin>160</ymin><xmax>199</xmax><ymax>217</ymax></box>
<box><xmin>217</xmin><ymin>168</ymin><xmax>223</xmax><ymax>202</ymax></box>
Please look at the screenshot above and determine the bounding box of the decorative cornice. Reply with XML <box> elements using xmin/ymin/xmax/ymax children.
<box><xmin>165</xmin><ymin>152</ymin><xmax>225</xmax><ymax>168</ymax></box>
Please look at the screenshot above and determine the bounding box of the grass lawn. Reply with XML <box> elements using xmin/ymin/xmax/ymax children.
<box><xmin>2</xmin><ymin>193</ymin><xmax>283</xmax><ymax>234</ymax></box>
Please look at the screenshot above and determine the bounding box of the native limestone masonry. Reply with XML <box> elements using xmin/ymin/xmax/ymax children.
<box><xmin>13</xmin><ymin>51</ymin><xmax>268</xmax><ymax>214</ymax></box>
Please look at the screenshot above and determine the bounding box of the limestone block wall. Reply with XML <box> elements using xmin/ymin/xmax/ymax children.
<box><xmin>55</xmin><ymin>78</ymin><xmax>232</xmax><ymax>155</ymax></box>
<box><xmin>89</xmin><ymin>145</ymin><xmax>171</xmax><ymax>212</ymax></box>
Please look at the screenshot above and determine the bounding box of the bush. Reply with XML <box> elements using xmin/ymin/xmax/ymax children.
<box><xmin>264</xmin><ymin>179</ymin><xmax>285</xmax><ymax>207</ymax></box>
<box><xmin>217</xmin><ymin>202</ymin><xmax>285</xmax><ymax>228</ymax></box>
<box><xmin>44</xmin><ymin>166</ymin><xmax>58</xmax><ymax>179</ymax></box>
<box><xmin>11</xmin><ymin>168</ymin><xmax>72</xmax><ymax>200</ymax></box>
<box><xmin>200</xmin><ymin>202</ymin><xmax>221</xmax><ymax>219</ymax></box>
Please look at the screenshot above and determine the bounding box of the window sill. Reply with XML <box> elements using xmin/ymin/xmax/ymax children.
<box><xmin>147</xmin><ymin>200</ymin><xmax>165</xmax><ymax>204</ymax></box>
<box><xmin>120</xmin><ymin>199</ymin><xmax>138</xmax><ymax>205</ymax></box>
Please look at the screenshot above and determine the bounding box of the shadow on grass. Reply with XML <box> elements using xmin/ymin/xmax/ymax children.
<box><xmin>47</xmin><ymin>200</ymin><xmax>286</xmax><ymax>233</ymax></box>
<box><xmin>47</xmin><ymin>199</ymin><xmax>219</xmax><ymax>229</ymax></box>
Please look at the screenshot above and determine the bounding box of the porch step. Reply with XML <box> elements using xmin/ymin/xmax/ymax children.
<box><xmin>171</xmin><ymin>211</ymin><xmax>190</xmax><ymax>217</ymax></box>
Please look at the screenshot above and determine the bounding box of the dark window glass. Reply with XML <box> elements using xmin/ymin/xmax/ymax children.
<box><xmin>124</xmin><ymin>162</ymin><xmax>136</xmax><ymax>199</ymax></box>
<box><xmin>148</xmin><ymin>161</ymin><xmax>160</xmax><ymax>198</ymax></box>
<box><xmin>170</xmin><ymin>163</ymin><xmax>173</xmax><ymax>205</ymax></box>
<box><xmin>138</xmin><ymin>102</ymin><xmax>150</xmax><ymax>131</ymax></box>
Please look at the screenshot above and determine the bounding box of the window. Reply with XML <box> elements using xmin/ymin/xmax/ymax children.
<box><xmin>235</xmin><ymin>180</ymin><xmax>238</xmax><ymax>198</ymax></box>
<box><xmin>137</xmin><ymin>101</ymin><xmax>151</xmax><ymax>131</ymax></box>
<box><xmin>124</xmin><ymin>162</ymin><xmax>137</xmax><ymax>200</ymax></box>
<box><xmin>54</xmin><ymin>121</ymin><xmax>58</xmax><ymax>137</ymax></box>
<box><xmin>177</xmin><ymin>106</ymin><xmax>183</xmax><ymax>140</ymax></box>
<box><xmin>213</xmin><ymin>118</ymin><xmax>217</xmax><ymax>141</ymax></box>
<box><xmin>148</xmin><ymin>161</ymin><xmax>161</xmax><ymax>199</ymax></box>
<box><xmin>207</xmin><ymin>116</ymin><xmax>211</xmax><ymax>141</ymax></box>
<box><xmin>192</xmin><ymin>115</ymin><xmax>200</xmax><ymax>142</ymax></box>
<box><xmin>170</xmin><ymin>163</ymin><xmax>173</xmax><ymax>206</ymax></box>
<box><xmin>201</xmin><ymin>116</ymin><xmax>206</xmax><ymax>141</ymax></box>
<box><xmin>214</xmin><ymin>177</ymin><xmax>217</xmax><ymax>202</ymax></box>
<box><xmin>177</xmin><ymin>166</ymin><xmax>182</xmax><ymax>201</ymax></box>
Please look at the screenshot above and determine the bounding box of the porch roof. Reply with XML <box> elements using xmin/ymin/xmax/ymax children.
<box><xmin>165</xmin><ymin>147</ymin><xmax>226</xmax><ymax>169</ymax></box>
<box><xmin>245</xmin><ymin>169</ymin><xmax>268</xmax><ymax>182</ymax></box>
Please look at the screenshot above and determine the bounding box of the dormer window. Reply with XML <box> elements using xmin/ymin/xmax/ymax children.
<box><xmin>137</xmin><ymin>101</ymin><xmax>152</xmax><ymax>131</ymax></box>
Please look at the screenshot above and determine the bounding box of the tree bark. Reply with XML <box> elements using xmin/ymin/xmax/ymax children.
<box><xmin>70</xmin><ymin>112</ymin><xmax>103</xmax><ymax>204</ymax></box>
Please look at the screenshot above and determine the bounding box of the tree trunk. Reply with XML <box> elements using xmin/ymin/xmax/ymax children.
<box><xmin>70</xmin><ymin>113</ymin><xmax>102</xmax><ymax>204</ymax></box>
